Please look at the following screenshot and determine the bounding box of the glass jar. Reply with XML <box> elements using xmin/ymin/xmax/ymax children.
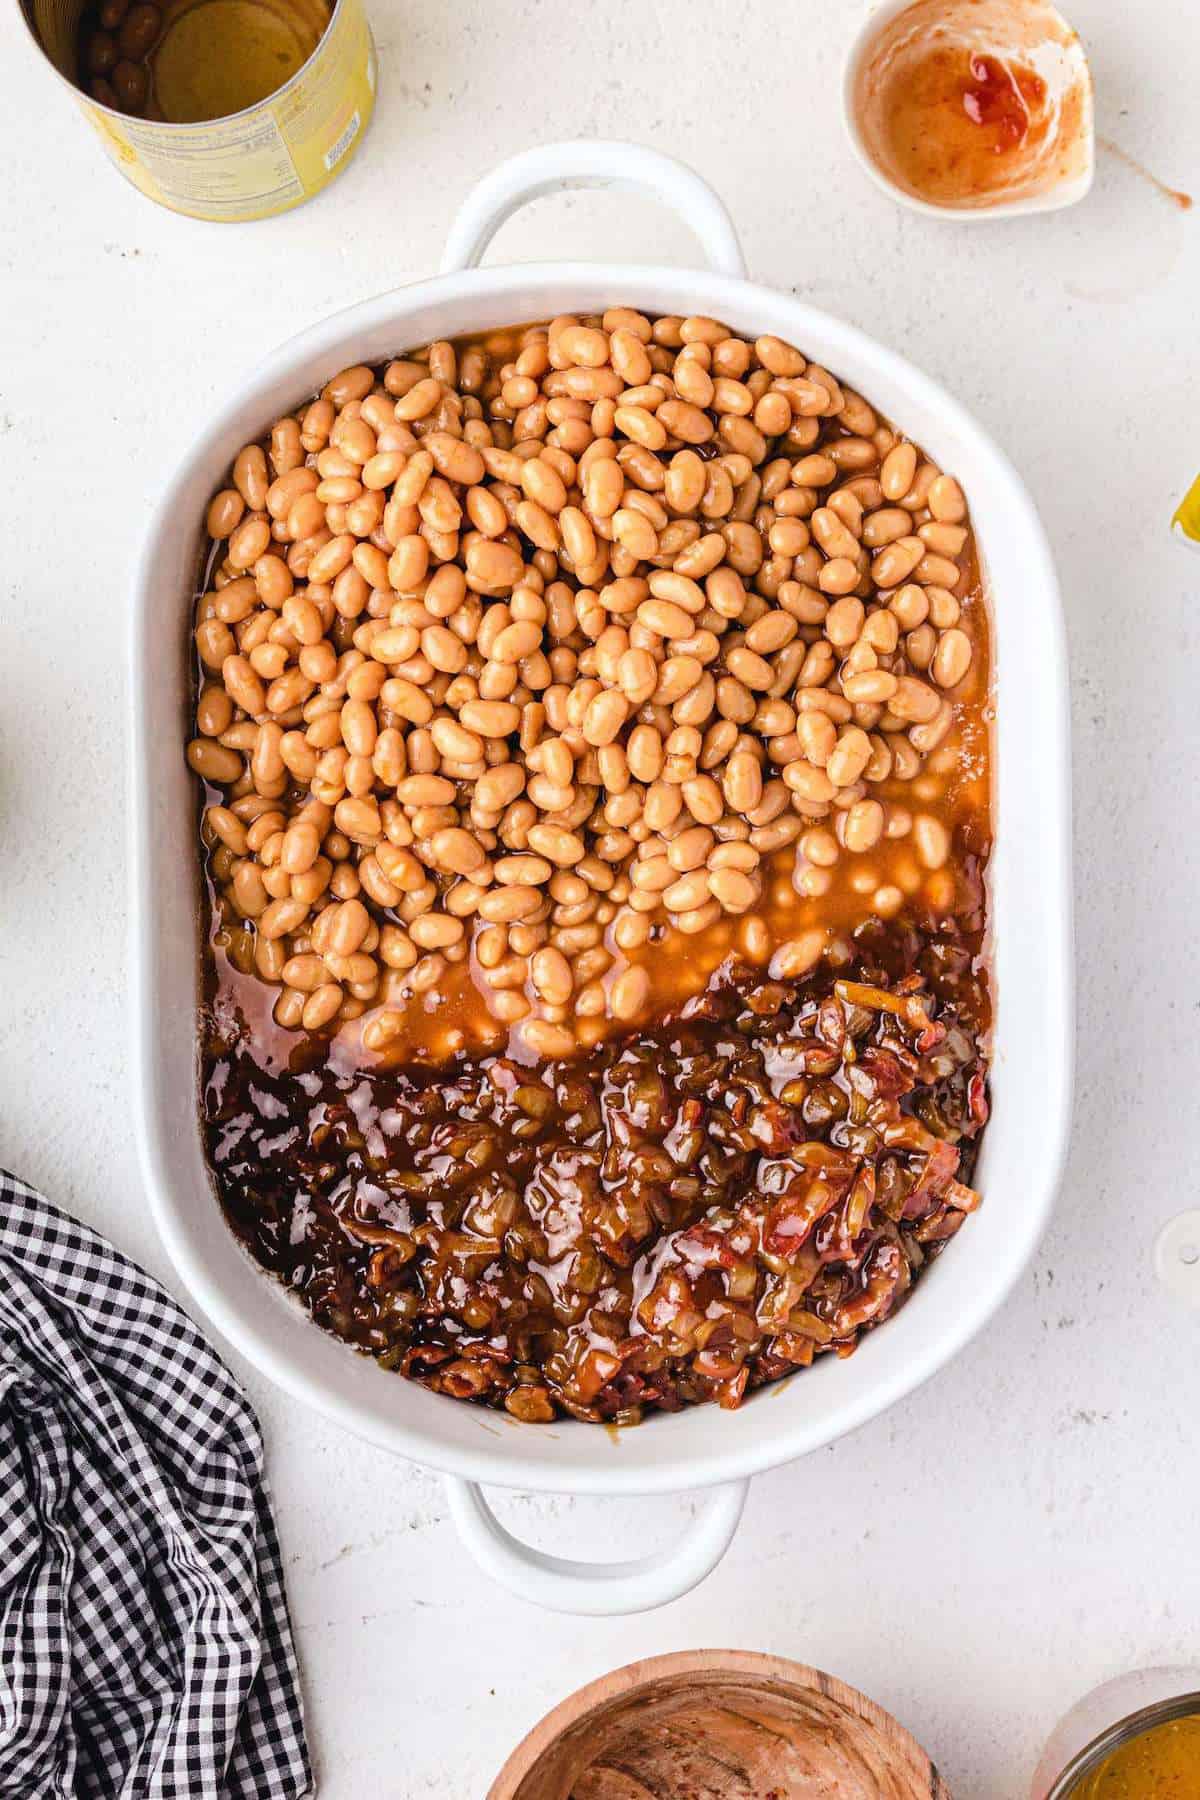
<box><xmin>1033</xmin><ymin>1670</ymin><xmax>1200</xmax><ymax>1797</ymax></box>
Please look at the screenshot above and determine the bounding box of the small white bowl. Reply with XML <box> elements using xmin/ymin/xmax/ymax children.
<box><xmin>842</xmin><ymin>0</ymin><xmax>1095</xmax><ymax>221</ymax></box>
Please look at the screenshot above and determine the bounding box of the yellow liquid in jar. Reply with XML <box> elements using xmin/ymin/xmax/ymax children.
<box><xmin>152</xmin><ymin>0</ymin><xmax>327</xmax><ymax>122</ymax></box>
<box><xmin>1076</xmin><ymin>1715</ymin><xmax>1200</xmax><ymax>1798</ymax></box>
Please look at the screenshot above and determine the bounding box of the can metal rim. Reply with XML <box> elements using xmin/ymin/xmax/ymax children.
<box><xmin>1045</xmin><ymin>1690</ymin><xmax>1200</xmax><ymax>1798</ymax></box>
<box><xmin>17</xmin><ymin>0</ymin><xmax>351</xmax><ymax>129</ymax></box>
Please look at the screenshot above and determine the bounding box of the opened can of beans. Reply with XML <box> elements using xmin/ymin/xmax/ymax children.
<box><xmin>18</xmin><ymin>0</ymin><xmax>375</xmax><ymax>220</ymax></box>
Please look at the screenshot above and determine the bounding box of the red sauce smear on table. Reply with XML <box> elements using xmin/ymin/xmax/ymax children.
<box><xmin>1099</xmin><ymin>137</ymin><xmax>1193</xmax><ymax>211</ymax></box>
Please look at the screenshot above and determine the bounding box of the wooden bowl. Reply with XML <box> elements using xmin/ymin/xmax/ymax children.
<box><xmin>489</xmin><ymin>1650</ymin><xmax>951</xmax><ymax>1798</ymax></box>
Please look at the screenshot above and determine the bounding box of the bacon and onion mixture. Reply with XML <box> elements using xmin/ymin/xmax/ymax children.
<box><xmin>204</xmin><ymin>914</ymin><xmax>990</xmax><ymax>1423</ymax></box>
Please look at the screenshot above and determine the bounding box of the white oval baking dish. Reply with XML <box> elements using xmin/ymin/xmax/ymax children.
<box><xmin>130</xmin><ymin>139</ymin><xmax>1074</xmax><ymax>1617</ymax></box>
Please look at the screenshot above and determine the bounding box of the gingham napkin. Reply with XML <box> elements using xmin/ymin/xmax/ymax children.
<box><xmin>0</xmin><ymin>1168</ymin><xmax>312</xmax><ymax>1800</ymax></box>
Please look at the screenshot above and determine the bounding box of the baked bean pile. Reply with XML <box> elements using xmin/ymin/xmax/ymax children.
<box><xmin>190</xmin><ymin>314</ymin><xmax>983</xmax><ymax>1062</ymax></box>
<box><xmin>205</xmin><ymin>913</ymin><xmax>990</xmax><ymax>1423</ymax></box>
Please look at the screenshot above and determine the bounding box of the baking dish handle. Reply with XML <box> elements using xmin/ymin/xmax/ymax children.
<box><xmin>439</xmin><ymin>139</ymin><xmax>746</xmax><ymax>278</ymax></box>
<box><xmin>443</xmin><ymin>1475</ymin><xmax>749</xmax><ymax>1615</ymax></box>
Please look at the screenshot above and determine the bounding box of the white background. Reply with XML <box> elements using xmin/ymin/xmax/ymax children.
<box><xmin>2</xmin><ymin>3</ymin><xmax>1198</xmax><ymax>1794</ymax></box>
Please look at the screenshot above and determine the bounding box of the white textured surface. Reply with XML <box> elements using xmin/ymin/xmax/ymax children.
<box><xmin>1</xmin><ymin>3</ymin><xmax>1198</xmax><ymax>1794</ymax></box>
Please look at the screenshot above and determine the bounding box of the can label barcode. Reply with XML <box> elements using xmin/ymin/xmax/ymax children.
<box><xmin>325</xmin><ymin>111</ymin><xmax>360</xmax><ymax>170</ymax></box>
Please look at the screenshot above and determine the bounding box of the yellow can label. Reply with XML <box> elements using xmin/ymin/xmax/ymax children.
<box><xmin>65</xmin><ymin>0</ymin><xmax>374</xmax><ymax>221</ymax></box>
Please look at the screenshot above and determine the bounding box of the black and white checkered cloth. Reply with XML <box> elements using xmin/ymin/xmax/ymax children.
<box><xmin>0</xmin><ymin>1168</ymin><xmax>312</xmax><ymax>1799</ymax></box>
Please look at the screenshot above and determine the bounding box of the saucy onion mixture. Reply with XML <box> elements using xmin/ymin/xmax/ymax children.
<box><xmin>192</xmin><ymin>309</ymin><xmax>994</xmax><ymax>1423</ymax></box>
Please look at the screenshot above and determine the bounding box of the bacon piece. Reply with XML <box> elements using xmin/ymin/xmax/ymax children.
<box><xmin>944</xmin><ymin>1177</ymin><xmax>983</xmax><ymax>1213</ymax></box>
<box><xmin>902</xmin><ymin>1137</ymin><xmax>961</xmax><ymax>1215</ymax></box>
<box><xmin>852</xmin><ymin>1043</ymin><xmax>919</xmax><ymax>1100</ymax></box>
<box><xmin>401</xmin><ymin>1343</ymin><xmax>454</xmax><ymax>1378</ymax></box>
<box><xmin>715</xmin><ymin>1366</ymin><xmax>750</xmax><ymax>1409</ymax></box>
<box><xmin>769</xmin><ymin>1332</ymin><xmax>818</xmax><ymax>1367</ymax></box>
<box><xmin>674</xmin><ymin>1226</ymin><xmax>740</xmax><ymax>1269</ymax></box>
<box><xmin>832</xmin><ymin>1240</ymin><xmax>906</xmax><ymax>1333</ymax></box>
<box><xmin>968</xmin><ymin>1069</ymin><xmax>990</xmax><ymax>1128</ymax></box>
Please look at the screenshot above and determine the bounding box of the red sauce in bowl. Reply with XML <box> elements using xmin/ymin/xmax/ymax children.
<box><xmin>880</xmin><ymin>42</ymin><xmax>1052</xmax><ymax>203</ymax></box>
